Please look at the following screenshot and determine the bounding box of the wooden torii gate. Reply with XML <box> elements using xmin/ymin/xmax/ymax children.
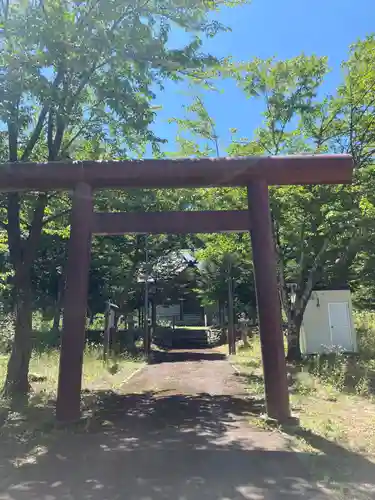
<box><xmin>0</xmin><ymin>154</ymin><xmax>353</xmax><ymax>423</ymax></box>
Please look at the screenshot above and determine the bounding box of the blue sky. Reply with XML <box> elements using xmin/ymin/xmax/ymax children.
<box><xmin>153</xmin><ymin>0</ymin><xmax>375</xmax><ymax>153</ymax></box>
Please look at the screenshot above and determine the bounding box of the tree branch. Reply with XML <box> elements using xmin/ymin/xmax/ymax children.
<box><xmin>52</xmin><ymin>112</ymin><xmax>65</xmax><ymax>159</ymax></box>
<box><xmin>272</xmin><ymin>217</ymin><xmax>290</xmax><ymax>319</ymax></box>
<box><xmin>21</xmin><ymin>70</ymin><xmax>64</xmax><ymax>161</ymax></box>
<box><xmin>76</xmin><ymin>0</ymin><xmax>101</xmax><ymax>28</ymax></box>
<box><xmin>21</xmin><ymin>105</ymin><xmax>49</xmax><ymax>161</ymax></box>
<box><xmin>0</xmin><ymin>0</ymin><xmax>10</xmax><ymax>20</ymax></box>
<box><xmin>42</xmin><ymin>208</ymin><xmax>71</xmax><ymax>227</ymax></box>
<box><xmin>47</xmin><ymin>107</ymin><xmax>54</xmax><ymax>159</ymax></box>
<box><xmin>298</xmin><ymin>237</ymin><xmax>329</xmax><ymax>313</ymax></box>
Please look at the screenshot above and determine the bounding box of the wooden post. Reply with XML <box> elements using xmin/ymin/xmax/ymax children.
<box><xmin>103</xmin><ymin>302</ymin><xmax>110</xmax><ymax>363</ymax></box>
<box><xmin>247</xmin><ymin>181</ymin><xmax>290</xmax><ymax>422</ymax></box>
<box><xmin>144</xmin><ymin>280</ymin><xmax>150</xmax><ymax>358</ymax></box>
<box><xmin>227</xmin><ymin>263</ymin><xmax>236</xmax><ymax>355</ymax></box>
<box><xmin>56</xmin><ymin>183</ymin><xmax>93</xmax><ymax>423</ymax></box>
<box><xmin>143</xmin><ymin>234</ymin><xmax>151</xmax><ymax>360</ymax></box>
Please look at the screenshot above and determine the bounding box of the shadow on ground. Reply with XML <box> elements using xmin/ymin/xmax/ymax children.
<box><xmin>1</xmin><ymin>389</ymin><xmax>375</xmax><ymax>499</ymax></box>
<box><xmin>151</xmin><ymin>349</ymin><xmax>227</xmax><ymax>364</ymax></box>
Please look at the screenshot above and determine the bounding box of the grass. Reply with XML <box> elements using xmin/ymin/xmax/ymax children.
<box><xmin>0</xmin><ymin>345</ymin><xmax>144</xmax><ymax>439</ymax></box>
<box><xmin>225</xmin><ymin>328</ymin><xmax>375</xmax><ymax>499</ymax></box>
<box><xmin>224</xmin><ymin>314</ymin><xmax>375</xmax><ymax>460</ymax></box>
<box><xmin>0</xmin><ymin>346</ymin><xmax>142</xmax><ymax>475</ymax></box>
<box><xmin>0</xmin><ymin>345</ymin><xmax>143</xmax><ymax>396</ymax></box>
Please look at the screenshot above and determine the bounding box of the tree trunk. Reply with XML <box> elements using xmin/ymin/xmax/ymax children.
<box><xmin>4</xmin><ymin>192</ymin><xmax>48</xmax><ymax>399</ymax></box>
<box><xmin>52</xmin><ymin>307</ymin><xmax>61</xmax><ymax>332</ymax></box>
<box><xmin>2</xmin><ymin>279</ymin><xmax>33</xmax><ymax>397</ymax></box>
<box><xmin>3</xmin><ymin>89</ymin><xmax>63</xmax><ymax>400</ymax></box>
<box><xmin>151</xmin><ymin>300</ymin><xmax>157</xmax><ymax>330</ymax></box>
<box><xmin>52</xmin><ymin>272</ymin><xmax>65</xmax><ymax>332</ymax></box>
<box><xmin>218</xmin><ymin>301</ymin><xmax>224</xmax><ymax>327</ymax></box>
<box><xmin>286</xmin><ymin>313</ymin><xmax>303</xmax><ymax>362</ymax></box>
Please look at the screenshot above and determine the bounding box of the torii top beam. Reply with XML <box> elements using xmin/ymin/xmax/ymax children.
<box><xmin>0</xmin><ymin>154</ymin><xmax>353</xmax><ymax>192</ymax></box>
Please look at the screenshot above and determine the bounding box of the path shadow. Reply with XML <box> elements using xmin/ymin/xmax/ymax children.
<box><xmin>1</xmin><ymin>390</ymin><xmax>375</xmax><ymax>499</ymax></box>
<box><xmin>153</xmin><ymin>340</ymin><xmax>211</xmax><ymax>351</ymax></box>
<box><xmin>151</xmin><ymin>350</ymin><xmax>227</xmax><ymax>364</ymax></box>
<box><xmin>280</xmin><ymin>423</ymin><xmax>375</xmax><ymax>498</ymax></box>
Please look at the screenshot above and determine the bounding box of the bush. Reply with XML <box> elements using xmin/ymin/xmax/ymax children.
<box><xmin>32</xmin><ymin>328</ymin><xmax>61</xmax><ymax>351</ymax></box>
<box><xmin>306</xmin><ymin>352</ymin><xmax>348</xmax><ymax>391</ymax></box>
<box><xmin>87</xmin><ymin>314</ymin><xmax>105</xmax><ymax>331</ymax></box>
<box><xmin>354</xmin><ymin>310</ymin><xmax>375</xmax><ymax>359</ymax></box>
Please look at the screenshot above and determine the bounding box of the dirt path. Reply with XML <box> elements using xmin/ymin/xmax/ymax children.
<box><xmin>1</xmin><ymin>349</ymin><xmax>375</xmax><ymax>499</ymax></box>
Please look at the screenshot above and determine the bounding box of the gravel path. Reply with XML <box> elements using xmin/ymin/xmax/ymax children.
<box><xmin>1</xmin><ymin>349</ymin><xmax>374</xmax><ymax>499</ymax></box>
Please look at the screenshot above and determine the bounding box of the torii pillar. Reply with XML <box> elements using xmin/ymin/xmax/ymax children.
<box><xmin>248</xmin><ymin>181</ymin><xmax>290</xmax><ymax>422</ymax></box>
<box><xmin>56</xmin><ymin>183</ymin><xmax>93</xmax><ymax>423</ymax></box>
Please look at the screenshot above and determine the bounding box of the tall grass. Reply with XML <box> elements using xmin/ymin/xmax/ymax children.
<box><xmin>0</xmin><ymin>310</ymin><xmax>145</xmax><ymax>402</ymax></box>
<box><xmin>228</xmin><ymin>313</ymin><xmax>375</xmax><ymax>459</ymax></box>
<box><xmin>0</xmin><ymin>345</ymin><xmax>143</xmax><ymax>401</ymax></box>
<box><xmin>354</xmin><ymin>310</ymin><xmax>375</xmax><ymax>360</ymax></box>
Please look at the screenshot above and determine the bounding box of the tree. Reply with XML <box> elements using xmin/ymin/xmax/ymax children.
<box><xmin>335</xmin><ymin>36</ymin><xmax>375</xmax><ymax>310</ymax></box>
<box><xmin>226</xmin><ymin>54</ymin><xmax>367</xmax><ymax>360</ymax></box>
<box><xmin>0</xmin><ymin>0</ymin><xmax>244</xmax><ymax>397</ymax></box>
<box><xmin>170</xmin><ymin>53</ymin><xmax>371</xmax><ymax>361</ymax></box>
<box><xmin>166</xmin><ymin>95</ymin><xmax>257</xmax><ymax>321</ymax></box>
<box><xmin>338</xmin><ymin>35</ymin><xmax>375</xmax><ymax>168</ymax></box>
<box><xmin>196</xmin><ymin>252</ymin><xmax>255</xmax><ymax>322</ymax></box>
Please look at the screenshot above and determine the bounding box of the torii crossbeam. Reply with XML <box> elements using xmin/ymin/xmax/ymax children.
<box><xmin>0</xmin><ymin>154</ymin><xmax>354</xmax><ymax>424</ymax></box>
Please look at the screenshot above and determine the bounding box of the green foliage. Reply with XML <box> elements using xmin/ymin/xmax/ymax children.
<box><xmin>0</xmin><ymin>0</ymin><xmax>246</xmax><ymax>395</ymax></box>
<box><xmin>0</xmin><ymin>0</ymin><xmax>232</xmax><ymax>252</ymax></box>
<box><xmin>222</xmin><ymin>54</ymin><xmax>373</xmax><ymax>358</ymax></box>
<box><xmin>337</xmin><ymin>37</ymin><xmax>375</xmax><ymax>308</ymax></box>
<box><xmin>354</xmin><ymin>310</ymin><xmax>375</xmax><ymax>360</ymax></box>
<box><xmin>0</xmin><ymin>0</ymin><xmax>375</xmax><ymax>379</ymax></box>
<box><xmin>168</xmin><ymin>96</ymin><xmax>220</xmax><ymax>157</ymax></box>
<box><xmin>165</xmin><ymin>47</ymin><xmax>375</xmax><ymax>360</ymax></box>
<box><xmin>231</xmin><ymin>54</ymin><xmax>328</xmax><ymax>154</ymax></box>
<box><xmin>196</xmin><ymin>254</ymin><xmax>256</xmax><ymax>314</ymax></box>
<box><xmin>339</xmin><ymin>35</ymin><xmax>375</xmax><ymax>167</ymax></box>
<box><xmin>167</xmin><ymin>95</ymin><xmax>255</xmax><ymax>313</ymax></box>
<box><xmin>0</xmin><ymin>0</ymin><xmax>233</xmax><ymax>159</ymax></box>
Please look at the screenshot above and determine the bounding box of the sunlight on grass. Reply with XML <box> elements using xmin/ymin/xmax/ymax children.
<box><xmin>0</xmin><ymin>347</ymin><xmax>144</xmax><ymax>452</ymax></box>
<box><xmin>229</xmin><ymin>335</ymin><xmax>375</xmax><ymax>459</ymax></box>
<box><xmin>0</xmin><ymin>355</ymin><xmax>7</xmax><ymax>386</ymax></box>
<box><xmin>218</xmin><ymin>340</ymin><xmax>264</xmax><ymax>396</ymax></box>
<box><xmin>0</xmin><ymin>346</ymin><xmax>144</xmax><ymax>399</ymax></box>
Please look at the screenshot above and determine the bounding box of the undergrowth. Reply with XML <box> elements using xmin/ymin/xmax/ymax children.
<box><xmin>228</xmin><ymin>310</ymin><xmax>375</xmax><ymax>459</ymax></box>
<box><xmin>0</xmin><ymin>345</ymin><xmax>143</xmax><ymax>399</ymax></box>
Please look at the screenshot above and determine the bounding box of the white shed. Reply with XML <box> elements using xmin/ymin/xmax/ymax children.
<box><xmin>300</xmin><ymin>289</ymin><xmax>357</xmax><ymax>355</ymax></box>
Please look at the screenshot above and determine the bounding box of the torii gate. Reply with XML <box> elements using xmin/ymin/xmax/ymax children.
<box><xmin>0</xmin><ymin>154</ymin><xmax>353</xmax><ymax>423</ymax></box>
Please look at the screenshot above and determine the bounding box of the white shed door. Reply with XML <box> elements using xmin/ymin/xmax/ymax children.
<box><xmin>328</xmin><ymin>302</ymin><xmax>353</xmax><ymax>350</ymax></box>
